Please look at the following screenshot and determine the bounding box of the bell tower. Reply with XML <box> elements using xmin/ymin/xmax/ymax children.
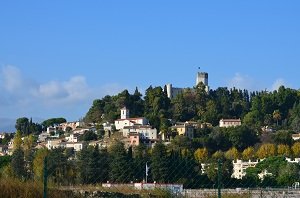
<box><xmin>120</xmin><ymin>107</ymin><xmax>129</xmax><ymax>119</ymax></box>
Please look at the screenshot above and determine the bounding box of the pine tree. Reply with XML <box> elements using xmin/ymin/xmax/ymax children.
<box><xmin>78</xmin><ymin>146</ymin><xmax>91</xmax><ymax>184</ymax></box>
<box><xmin>11</xmin><ymin>147</ymin><xmax>26</xmax><ymax>180</ymax></box>
<box><xmin>109</xmin><ymin>141</ymin><xmax>133</xmax><ymax>183</ymax></box>
<box><xmin>151</xmin><ymin>142</ymin><xmax>169</xmax><ymax>183</ymax></box>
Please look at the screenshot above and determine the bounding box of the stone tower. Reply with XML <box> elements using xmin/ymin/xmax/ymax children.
<box><xmin>196</xmin><ymin>72</ymin><xmax>208</xmax><ymax>87</ymax></box>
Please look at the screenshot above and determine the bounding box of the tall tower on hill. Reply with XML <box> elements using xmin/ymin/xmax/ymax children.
<box><xmin>196</xmin><ymin>71</ymin><xmax>209</xmax><ymax>92</ymax></box>
<box><xmin>196</xmin><ymin>72</ymin><xmax>208</xmax><ymax>87</ymax></box>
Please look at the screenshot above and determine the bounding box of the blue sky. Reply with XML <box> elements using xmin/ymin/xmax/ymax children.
<box><xmin>0</xmin><ymin>1</ymin><xmax>299</xmax><ymax>131</ymax></box>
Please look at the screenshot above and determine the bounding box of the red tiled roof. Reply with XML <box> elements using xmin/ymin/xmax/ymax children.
<box><xmin>116</xmin><ymin>117</ymin><xmax>146</xmax><ymax>121</ymax></box>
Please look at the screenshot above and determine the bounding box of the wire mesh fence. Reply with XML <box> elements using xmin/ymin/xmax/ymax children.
<box><xmin>2</xmin><ymin>140</ymin><xmax>300</xmax><ymax>198</ymax></box>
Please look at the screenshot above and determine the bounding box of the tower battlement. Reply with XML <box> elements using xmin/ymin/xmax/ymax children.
<box><xmin>196</xmin><ymin>72</ymin><xmax>208</xmax><ymax>87</ymax></box>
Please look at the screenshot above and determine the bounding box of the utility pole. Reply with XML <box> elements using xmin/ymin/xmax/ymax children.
<box><xmin>145</xmin><ymin>162</ymin><xmax>149</xmax><ymax>183</ymax></box>
<box><xmin>217</xmin><ymin>159</ymin><xmax>222</xmax><ymax>198</ymax></box>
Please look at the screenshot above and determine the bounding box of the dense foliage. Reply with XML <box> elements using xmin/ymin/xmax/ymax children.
<box><xmin>84</xmin><ymin>85</ymin><xmax>300</xmax><ymax>132</ymax></box>
<box><xmin>4</xmin><ymin>85</ymin><xmax>300</xmax><ymax>189</ymax></box>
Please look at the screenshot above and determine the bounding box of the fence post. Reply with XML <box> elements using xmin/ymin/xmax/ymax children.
<box><xmin>43</xmin><ymin>156</ymin><xmax>48</xmax><ymax>198</ymax></box>
<box><xmin>217</xmin><ymin>159</ymin><xmax>222</xmax><ymax>198</ymax></box>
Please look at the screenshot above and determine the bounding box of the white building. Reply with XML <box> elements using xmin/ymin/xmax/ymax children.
<box><xmin>232</xmin><ymin>159</ymin><xmax>262</xmax><ymax>179</ymax></box>
<box><xmin>60</xmin><ymin>121</ymin><xmax>84</xmax><ymax>131</ymax></box>
<box><xmin>64</xmin><ymin>142</ymin><xmax>85</xmax><ymax>152</ymax></box>
<box><xmin>46</xmin><ymin>126</ymin><xmax>62</xmax><ymax>134</ymax></box>
<box><xmin>292</xmin><ymin>134</ymin><xmax>300</xmax><ymax>141</ymax></box>
<box><xmin>286</xmin><ymin>157</ymin><xmax>300</xmax><ymax>163</ymax></box>
<box><xmin>47</xmin><ymin>139</ymin><xmax>85</xmax><ymax>152</ymax></box>
<box><xmin>0</xmin><ymin>133</ymin><xmax>6</xmax><ymax>139</ymax></box>
<box><xmin>47</xmin><ymin>139</ymin><xmax>64</xmax><ymax>150</ymax></box>
<box><xmin>65</xmin><ymin>133</ymin><xmax>81</xmax><ymax>143</ymax></box>
<box><xmin>72</xmin><ymin>127</ymin><xmax>93</xmax><ymax>135</ymax></box>
<box><xmin>38</xmin><ymin>132</ymin><xmax>50</xmax><ymax>142</ymax></box>
<box><xmin>219</xmin><ymin>119</ymin><xmax>241</xmax><ymax>128</ymax></box>
<box><xmin>123</xmin><ymin>125</ymin><xmax>157</xmax><ymax>140</ymax></box>
<box><xmin>114</xmin><ymin>107</ymin><xmax>148</xmax><ymax>130</ymax></box>
<box><xmin>103</xmin><ymin>122</ymin><xmax>113</xmax><ymax>131</ymax></box>
<box><xmin>232</xmin><ymin>157</ymin><xmax>300</xmax><ymax>180</ymax></box>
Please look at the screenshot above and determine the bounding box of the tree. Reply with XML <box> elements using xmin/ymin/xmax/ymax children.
<box><xmin>144</xmin><ymin>86</ymin><xmax>170</xmax><ymax>130</ymax></box>
<box><xmin>0</xmin><ymin>156</ymin><xmax>11</xmax><ymax>170</ymax></box>
<box><xmin>65</xmin><ymin>126</ymin><xmax>73</xmax><ymax>133</ymax></box>
<box><xmin>228</xmin><ymin>125</ymin><xmax>258</xmax><ymax>150</ymax></box>
<box><xmin>84</xmin><ymin>99</ymin><xmax>105</xmax><ymax>123</ymax></box>
<box><xmin>273</xmin><ymin>130</ymin><xmax>293</xmax><ymax>145</ymax></box>
<box><xmin>33</xmin><ymin>148</ymin><xmax>49</xmax><ymax>181</ymax></box>
<box><xmin>212</xmin><ymin>150</ymin><xmax>224</xmax><ymax>160</ymax></box>
<box><xmin>151</xmin><ymin>142</ymin><xmax>170</xmax><ymax>183</ymax></box>
<box><xmin>13</xmin><ymin>130</ymin><xmax>22</xmax><ymax>150</ymax></box>
<box><xmin>206</xmin><ymin>159</ymin><xmax>233</xmax><ymax>184</ymax></box>
<box><xmin>80</xmin><ymin>130</ymin><xmax>97</xmax><ymax>141</ymax></box>
<box><xmin>292</xmin><ymin>142</ymin><xmax>300</xmax><ymax>157</ymax></box>
<box><xmin>256</xmin><ymin>144</ymin><xmax>276</xmax><ymax>159</ymax></box>
<box><xmin>277</xmin><ymin>163</ymin><xmax>300</xmax><ymax>186</ymax></box>
<box><xmin>42</xmin><ymin>118</ymin><xmax>66</xmax><ymax>128</ymax></box>
<box><xmin>273</xmin><ymin>110</ymin><xmax>281</xmax><ymax>126</ymax></box>
<box><xmin>277</xmin><ymin>144</ymin><xmax>291</xmax><ymax>157</ymax></box>
<box><xmin>133</xmin><ymin>144</ymin><xmax>150</xmax><ymax>182</ymax></box>
<box><xmin>15</xmin><ymin>117</ymin><xmax>29</xmax><ymax>135</ymax></box>
<box><xmin>243</xmin><ymin>110</ymin><xmax>262</xmax><ymax>127</ymax></box>
<box><xmin>16</xmin><ymin>117</ymin><xmax>42</xmax><ymax>135</ymax></box>
<box><xmin>225</xmin><ymin>147</ymin><xmax>239</xmax><ymax>160</ymax></box>
<box><xmin>23</xmin><ymin>134</ymin><xmax>35</xmax><ymax>180</ymax></box>
<box><xmin>194</xmin><ymin>148</ymin><xmax>209</xmax><ymax>163</ymax></box>
<box><xmin>207</xmin><ymin>128</ymin><xmax>231</xmax><ymax>152</ymax></box>
<box><xmin>23</xmin><ymin>134</ymin><xmax>35</xmax><ymax>152</ymax></box>
<box><xmin>11</xmin><ymin>148</ymin><xmax>26</xmax><ymax>180</ymax></box>
<box><xmin>242</xmin><ymin>147</ymin><xmax>256</xmax><ymax>161</ymax></box>
<box><xmin>169</xmin><ymin>135</ymin><xmax>191</xmax><ymax>152</ymax></box>
<box><xmin>255</xmin><ymin>156</ymin><xmax>287</xmax><ymax>181</ymax></box>
<box><xmin>87</xmin><ymin>145</ymin><xmax>108</xmax><ymax>184</ymax></box>
<box><xmin>78</xmin><ymin>145</ymin><xmax>90</xmax><ymax>184</ymax></box>
<box><xmin>47</xmin><ymin>148</ymin><xmax>69</xmax><ymax>185</ymax></box>
<box><xmin>109</xmin><ymin>141</ymin><xmax>133</xmax><ymax>183</ymax></box>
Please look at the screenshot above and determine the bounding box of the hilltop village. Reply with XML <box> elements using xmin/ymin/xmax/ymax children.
<box><xmin>1</xmin><ymin>71</ymin><xmax>300</xmax><ymax>190</ymax></box>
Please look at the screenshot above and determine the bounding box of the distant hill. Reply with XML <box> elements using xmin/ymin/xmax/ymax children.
<box><xmin>0</xmin><ymin>118</ymin><xmax>16</xmax><ymax>132</ymax></box>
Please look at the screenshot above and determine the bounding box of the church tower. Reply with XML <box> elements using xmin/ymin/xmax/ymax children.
<box><xmin>120</xmin><ymin>107</ymin><xmax>130</xmax><ymax>119</ymax></box>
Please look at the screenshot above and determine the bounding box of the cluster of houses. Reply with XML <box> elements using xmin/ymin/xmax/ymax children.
<box><xmin>116</xmin><ymin>107</ymin><xmax>242</xmax><ymax>148</ymax></box>
<box><xmin>0</xmin><ymin>107</ymin><xmax>243</xmax><ymax>156</ymax></box>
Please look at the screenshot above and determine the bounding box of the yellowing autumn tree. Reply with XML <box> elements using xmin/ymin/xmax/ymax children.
<box><xmin>242</xmin><ymin>147</ymin><xmax>256</xmax><ymax>161</ymax></box>
<box><xmin>212</xmin><ymin>150</ymin><xmax>224</xmax><ymax>160</ymax></box>
<box><xmin>13</xmin><ymin>130</ymin><xmax>22</xmax><ymax>150</ymax></box>
<box><xmin>256</xmin><ymin>143</ymin><xmax>276</xmax><ymax>159</ymax></box>
<box><xmin>225</xmin><ymin>147</ymin><xmax>239</xmax><ymax>160</ymax></box>
<box><xmin>33</xmin><ymin>148</ymin><xmax>49</xmax><ymax>181</ymax></box>
<box><xmin>277</xmin><ymin>144</ymin><xmax>291</xmax><ymax>156</ymax></box>
<box><xmin>194</xmin><ymin>148</ymin><xmax>209</xmax><ymax>163</ymax></box>
<box><xmin>292</xmin><ymin>142</ymin><xmax>300</xmax><ymax>157</ymax></box>
<box><xmin>23</xmin><ymin>134</ymin><xmax>34</xmax><ymax>151</ymax></box>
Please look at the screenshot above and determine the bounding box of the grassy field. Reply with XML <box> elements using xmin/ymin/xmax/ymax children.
<box><xmin>0</xmin><ymin>178</ymin><xmax>77</xmax><ymax>198</ymax></box>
